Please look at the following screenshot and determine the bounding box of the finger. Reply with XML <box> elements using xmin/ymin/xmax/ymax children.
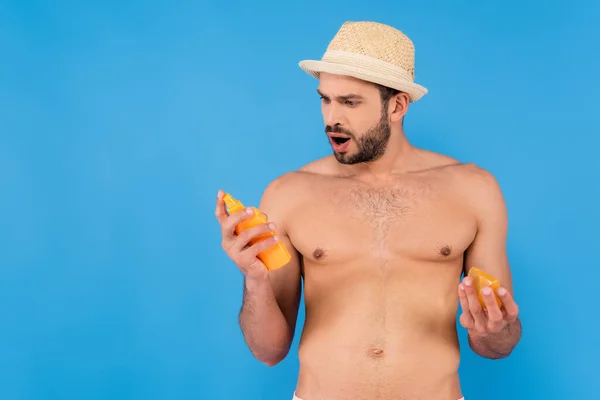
<box><xmin>238</xmin><ymin>235</ymin><xmax>280</xmax><ymax>266</ymax></box>
<box><xmin>230</xmin><ymin>222</ymin><xmax>276</xmax><ymax>254</ymax></box>
<box><xmin>481</xmin><ymin>287</ymin><xmax>504</xmax><ymax>331</ymax></box>
<box><xmin>497</xmin><ymin>287</ymin><xmax>519</xmax><ymax>323</ymax></box>
<box><xmin>222</xmin><ymin>207</ymin><xmax>254</xmax><ymax>240</ymax></box>
<box><xmin>462</xmin><ymin>277</ymin><xmax>488</xmax><ymax>330</ymax></box>
<box><xmin>215</xmin><ymin>190</ymin><xmax>227</xmax><ymax>223</ymax></box>
<box><xmin>458</xmin><ymin>283</ymin><xmax>474</xmax><ymax>329</ymax></box>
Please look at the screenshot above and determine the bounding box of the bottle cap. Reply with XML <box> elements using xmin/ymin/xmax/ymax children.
<box><xmin>223</xmin><ymin>193</ymin><xmax>244</xmax><ymax>214</ymax></box>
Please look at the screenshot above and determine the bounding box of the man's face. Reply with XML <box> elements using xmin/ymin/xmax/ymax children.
<box><xmin>318</xmin><ymin>73</ymin><xmax>391</xmax><ymax>165</ymax></box>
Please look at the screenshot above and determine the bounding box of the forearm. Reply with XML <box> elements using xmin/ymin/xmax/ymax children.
<box><xmin>468</xmin><ymin>317</ymin><xmax>522</xmax><ymax>359</ymax></box>
<box><xmin>238</xmin><ymin>273</ymin><xmax>293</xmax><ymax>365</ymax></box>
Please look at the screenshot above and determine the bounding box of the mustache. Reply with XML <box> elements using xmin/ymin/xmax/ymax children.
<box><xmin>325</xmin><ymin>125</ymin><xmax>354</xmax><ymax>138</ymax></box>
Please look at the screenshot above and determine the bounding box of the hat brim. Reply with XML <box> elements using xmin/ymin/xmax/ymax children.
<box><xmin>299</xmin><ymin>59</ymin><xmax>428</xmax><ymax>103</ymax></box>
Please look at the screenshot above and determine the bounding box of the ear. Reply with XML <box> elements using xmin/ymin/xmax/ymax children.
<box><xmin>389</xmin><ymin>92</ymin><xmax>410</xmax><ymax>123</ymax></box>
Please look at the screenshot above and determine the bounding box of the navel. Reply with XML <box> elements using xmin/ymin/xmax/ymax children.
<box><xmin>367</xmin><ymin>347</ymin><xmax>385</xmax><ymax>359</ymax></box>
<box><xmin>312</xmin><ymin>248</ymin><xmax>325</xmax><ymax>260</ymax></box>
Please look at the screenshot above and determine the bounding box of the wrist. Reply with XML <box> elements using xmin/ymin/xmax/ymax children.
<box><xmin>244</xmin><ymin>268</ymin><xmax>270</xmax><ymax>291</ymax></box>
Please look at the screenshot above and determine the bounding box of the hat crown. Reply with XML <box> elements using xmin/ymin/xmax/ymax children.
<box><xmin>298</xmin><ymin>21</ymin><xmax>428</xmax><ymax>102</ymax></box>
<box><xmin>325</xmin><ymin>21</ymin><xmax>416</xmax><ymax>79</ymax></box>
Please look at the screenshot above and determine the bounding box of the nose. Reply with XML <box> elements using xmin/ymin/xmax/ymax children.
<box><xmin>322</xmin><ymin>102</ymin><xmax>343</xmax><ymax>127</ymax></box>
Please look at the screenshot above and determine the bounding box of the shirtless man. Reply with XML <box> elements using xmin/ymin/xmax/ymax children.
<box><xmin>214</xmin><ymin>21</ymin><xmax>522</xmax><ymax>400</ymax></box>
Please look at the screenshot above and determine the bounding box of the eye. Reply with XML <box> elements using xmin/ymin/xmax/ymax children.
<box><xmin>320</xmin><ymin>96</ymin><xmax>330</xmax><ymax>104</ymax></box>
<box><xmin>345</xmin><ymin>100</ymin><xmax>356</xmax><ymax>107</ymax></box>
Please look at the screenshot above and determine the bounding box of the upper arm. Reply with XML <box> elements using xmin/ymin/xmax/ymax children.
<box><xmin>463</xmin><ymin>167</ymin><xmax>514</xmax><ymax>294</ymax></box>
<box><xmin>258</xmin><ymin>174</ymin><xmax>303</xmax><ymax>332</ymax></box>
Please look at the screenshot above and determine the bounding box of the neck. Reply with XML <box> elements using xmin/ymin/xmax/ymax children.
<box><xmin>342</xmin><ymin>128</ymin><xmax>418</xmax><ymax>178</ymax></box>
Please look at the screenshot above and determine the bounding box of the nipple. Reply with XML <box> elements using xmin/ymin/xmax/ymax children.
<box><xmin>313</xmin><ymin>248</ymin><xmax>325</xmax><ymax>259</ymax></box>
<box><xmin>439</xmin><ymin>245</ymin><xmax>452</xmax><ymax>256</ymax></box>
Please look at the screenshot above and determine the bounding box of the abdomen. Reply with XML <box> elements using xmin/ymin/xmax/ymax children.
<box><xmin>296</xmin><ymin>261</ymin><xmax>463</xmax><ymax>399</ymax></box>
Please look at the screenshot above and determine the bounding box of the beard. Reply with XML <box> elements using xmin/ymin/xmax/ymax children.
<box><xmin>326</xmin><ymin>110</ymin><xmax>391</xmax><ymax>165</ymax></box>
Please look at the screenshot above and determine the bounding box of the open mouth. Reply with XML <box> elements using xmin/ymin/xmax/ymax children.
<box><xmin>331</xmin><ymin>136</ymin><xmax>350</xmax><ymax>145</ymax></box>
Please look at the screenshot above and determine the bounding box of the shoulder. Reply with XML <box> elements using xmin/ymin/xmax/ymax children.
<box><xmin>298</xmin><ymin>155</ymin><xmax>341</xmax><ymax>176</ymax></box>
<box><xmin>258</xmin><ymin>156</ymin><xmax>334</xmax><ymax>217</ymax></box>
<box><xmin>411</xmin><ymin>150</ymin><xmax>502</xmax><ymax>195</ymax></box>
<box><xmin>415</xmin><ymin>146</ymin><xmax>499</xmax><ymax>189</ymax></box>
<box><xmin>262</xmin><ymin>156</ymin><xmax>333</xmax><ymax>196</ymax></box>
<box><xmin>450</xmin><ymin>163</ymin><xmax>507</xmax><ymax>221</ymax></box>
<box><xmin>455</xmin><ymin>163</ymin><xmax>503</xmax><ymax>197</ymax></box>
<box><xmin>422</xmin><ymin>156</ymin><xmax>506</xmax><ymax>220</ymax></box>
<box><xmin>264</xmin><ymin>155</ymin><xmax>337</xmax><ymax>192</ymax></box>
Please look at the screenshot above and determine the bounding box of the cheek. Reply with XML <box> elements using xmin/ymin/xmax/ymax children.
<box><xmin>351</xmin><ymin>110</ymin><xmax>381</xmax><ymax>131</ymax></box>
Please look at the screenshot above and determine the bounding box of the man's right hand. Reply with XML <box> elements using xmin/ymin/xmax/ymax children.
<box><xmin>215</xmin><ymin>190</ymin><xmax>279</xmax><ymax>280</ymax></box>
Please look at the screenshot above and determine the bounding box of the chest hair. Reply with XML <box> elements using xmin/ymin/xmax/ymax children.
<box><xmin>343</xmin><ymin>182</ymin><xmax>433</xmax><ymax>241</ymax></box>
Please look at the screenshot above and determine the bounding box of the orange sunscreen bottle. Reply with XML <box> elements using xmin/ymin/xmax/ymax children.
<box><xmin>222</xmin><ymin>193</ymin><xmax>292</xmax><ymax>271</ymax></box>
<box><xmin>468</xmin><ymin>267</ymin><xmax>503</xmax><ymax>309</ymax></box>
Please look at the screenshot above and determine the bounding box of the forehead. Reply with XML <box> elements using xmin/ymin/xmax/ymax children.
<box><xmin>317</xmin><ymin>72</ymin><xmax>379</xmax><ymax>96</ymax></box>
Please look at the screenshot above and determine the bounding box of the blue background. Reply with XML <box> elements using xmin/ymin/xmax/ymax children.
<box><xmin>1</xmin><ymin>0</ymin><xmax>598</xmax><ymax>399</ymax></box>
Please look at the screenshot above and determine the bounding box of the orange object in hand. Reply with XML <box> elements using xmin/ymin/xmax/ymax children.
<box><xmin>468</xmin><ymin>267</ymin><xmax>503</xmax><ymax>309</ymax></box>
<box><xmin>222</xmin><ymin>193</ymin><xmax>292</xmax><ymax>271</ymax></box>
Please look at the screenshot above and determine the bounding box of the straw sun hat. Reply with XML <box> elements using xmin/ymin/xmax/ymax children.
<box><xmin>299</xmin><ymin>21</ymin><xmax>428</xmax><ymax>102</ymax></box>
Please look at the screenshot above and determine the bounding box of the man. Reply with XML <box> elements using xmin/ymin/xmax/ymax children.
<box><xmin>215</xmin><ymin>21</ymin><xmax>521</xmax><ymax>400</ymax></box>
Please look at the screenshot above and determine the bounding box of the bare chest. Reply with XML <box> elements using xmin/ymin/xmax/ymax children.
<box><xmin>287</xmin><ymin>179</ymin><xmax>477</xmax><ymax>265</ymax></box>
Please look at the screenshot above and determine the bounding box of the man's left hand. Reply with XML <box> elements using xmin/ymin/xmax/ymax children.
<box><xmin>458</xmin><ymin>276</ymin><xmax>520</xmax><ymax>335</ymax></box>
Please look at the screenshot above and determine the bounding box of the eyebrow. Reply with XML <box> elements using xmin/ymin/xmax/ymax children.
<box><xmin>317</xmin><ymin>89</ymin><xmax>364</xmax><ymax>101</ymax></box>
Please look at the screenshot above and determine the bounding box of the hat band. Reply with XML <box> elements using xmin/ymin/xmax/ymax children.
<box><xmin>321</xmin><ymin>50</ymin><xmax>414</xmax><ymax>83</ymax></box>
